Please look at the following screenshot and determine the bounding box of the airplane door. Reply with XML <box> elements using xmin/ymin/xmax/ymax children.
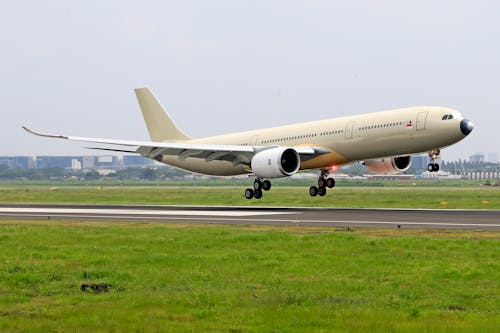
<box><xmin>345</xmin><ymin>121</ymin><xmax>355</xmax><ymax>139</ymax></box>
<box><xmin>249</xmin><ymin>135</ymin><xmax>260</xmax><ymax>146</ymax></box>
<box><xmin>416</xmin><ymin>111</ymin><xmax>428</xmax><ymax>131</ymax></box>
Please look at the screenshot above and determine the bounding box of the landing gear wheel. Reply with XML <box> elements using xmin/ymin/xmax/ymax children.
<box><xmin>318</xmin><ymin>187</ymin><xmax>327</xmax><ymax>196</ymax></box>
<box><xmin>326</xmin><ymin>178</ymin><xmax>335</xmax><ymax>188</ymax></box>
<box><xmin>245</xmin><ymin>188</ymin><xmax>254</xmax><ymax>200</ymax></box>
<box><xmin>427</xmin><ymin>163</ymin><xmax>440</xmax><ymax>172</ymax></box>
<box><xmin>262</xmin><ymin>180</ymin><xmax>272</xmax><ymax>191</ymax></box>
<box><xmin>309</xmin><ymin>186</ymin><xmax>319</xmax><ymax>197</ymax></box>
<box><xmin>253</xmin><ymin>180</ymin><xmax>262</xmax><ymax>190</ymax></box>
<box><xmin>318</xmin><ymin>178</ymin><xmax>327</xmax><ymax>188</ymax></box>
<box><xmin>254</xmin><ymin>189</ymin><xmax>263</xmax><ymax>199</ymax></box>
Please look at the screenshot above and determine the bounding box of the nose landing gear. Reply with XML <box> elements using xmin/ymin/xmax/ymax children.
<box><xmin>309</xmin><ymin>169</ymin><xmax>336</xmax><ymax>197</ymax></box>
<box><xmin>427</xmin><ymin>149</ymin><xmax>441</xmax><ymax>172</ymax></box>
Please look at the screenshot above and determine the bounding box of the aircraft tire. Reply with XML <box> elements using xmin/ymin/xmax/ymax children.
<box><xmin>245</xmin><ymin>188</ymin><xmax>254</xmax><ymax>200</ymax></box>
<box><xmin>318</xmin><ymin>187</ymin><xmax>327</xmax><ymax>196</ymax></box>
<box><xmin>309</xmin><ymin>186</ymin><xmax>319</xmax><ymax>197</ymax></box>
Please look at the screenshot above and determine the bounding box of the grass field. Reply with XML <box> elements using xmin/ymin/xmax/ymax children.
<box><xmin>0</xmin><ymin>184</ymin><xmax>498</xmax><ymax>331</ymax></box>
<box><xmin>0</xmin><ymin>186</ymin><xmax>499</xmax><ymax>209</ymax></box>
<box><xmin>0</xmin><ymin>220</ymin><xmax>498</xmax><ymax>332</ymax></box>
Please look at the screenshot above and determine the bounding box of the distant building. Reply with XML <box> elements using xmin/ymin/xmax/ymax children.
<box><xmin>470</xmin><ymin>153</ymin><xmax>485</xmax><ymax>164</ymax></box>
<box><xmin>0</xmin><ymin>156</ymin><xmax>35</xmax><ymax>169</ymax></box>
<box><xmin>463</xmin><ymin>171</ymin><xmax>500</xmax><ymax>180</ymax></box>
<box><xmin>82</xmin><ymin>156</ymin><xmax>96</xmax><ymax>169</ymax></box>
<box><xmin>123</xmin><ymin>155</ymin><xmax>154</xmax><ymax>168</ymax></box>
<box><xmin>95</xmin><ymin>155</ymin><xmax>122</xmax><ymax>169</ymax></box>
<box><xmin>365</xmin><ymin>174</ymin><xmax>415</xmax><ymax>181</ymax></box>
<box><xmin>0</xmin><ymin>155</ymin><xmax>132</xmax><ymax>170</ymax></box>
<box><xmin>420</xmin><ymin>171</ymin><xmax>461</xmax><ymax>180</ymax></box>
<box><xmin>71</xmin><ymin>159</ymin><xmax>82</xmax><ymax>170</ymax></box>
<box><xmin>36</xmin><ymin>156</ymin><xmax>83</xmax><ymax>169</ymax></box>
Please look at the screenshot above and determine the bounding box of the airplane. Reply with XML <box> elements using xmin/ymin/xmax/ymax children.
<box><xmin>23</xmin><ymin>87</ymin><xmax>474</xmax><ymax>199</ymax></box>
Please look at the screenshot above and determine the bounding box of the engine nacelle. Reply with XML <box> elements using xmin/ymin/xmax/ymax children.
<box><xmin>364</xmin><ymin>156</ymin><xmax>412</xmax><ymax>174</ymax></box>
<box><xmin>251</xmin><ymin>147</ymin><xmax>300</xmax><ymax>178</ymax></box>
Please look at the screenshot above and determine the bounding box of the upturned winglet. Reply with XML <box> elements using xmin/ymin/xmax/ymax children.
<box><xmin>22</xmin><ymin>126</ymin><xmax>69</xmax><ymax>140</ymax></box>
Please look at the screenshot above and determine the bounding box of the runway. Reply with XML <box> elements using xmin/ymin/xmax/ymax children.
<box><xmin>0</xmin><ymin>204</ymin><xmax>499</xmax><ymax>230</ymax></box>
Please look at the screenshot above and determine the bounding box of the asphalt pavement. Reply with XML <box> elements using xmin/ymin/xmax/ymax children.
<box><xmin>0</xmin><ymin>204</ymin><xmax>499</xmax><ymax>230</ymax></box>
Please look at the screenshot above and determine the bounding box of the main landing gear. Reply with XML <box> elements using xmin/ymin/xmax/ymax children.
<box><xmin>309</xmin><ymin>169</ymin><xmax>335</xmax><ymax>197</ymax></box>
<box><xmin>245</xmin><ymin>178</ymin><xmax>272</xmax><ymax>200</ymax></box>
<box><xmin>244</xmin><ymin>170</ymin><xmax>336</xmax><ymax>199</ymax></box>
<box><xmin>427</xmin><ymin>148</ymin><xmax>441</xmax><ymax>172</ymax></box>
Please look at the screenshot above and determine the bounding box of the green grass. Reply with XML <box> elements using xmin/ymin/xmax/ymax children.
<box><xmin>0</xmin><ymin>220</ymin><xmax>498</xmax><ymax>332</ymax></box>
<box><xmin>0</xmin><ymin>186</ymin><xmax>499</xmax><ymax>209</ymax></box>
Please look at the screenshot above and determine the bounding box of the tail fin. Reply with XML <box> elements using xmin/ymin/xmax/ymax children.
<box><xmin>134</xmin><ymin>87</ymin><xmax>191</xmax><ymax>141</ymax></box>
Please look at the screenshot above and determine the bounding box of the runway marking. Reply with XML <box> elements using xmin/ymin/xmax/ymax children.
<box><xmin>1</xmin><ymin>213</ymin><xmax>498</xmax><ymax>228</ymax></box>
<box><xmin>0</xmin><ymin>207</ymin><xmax>293</xmax><ymax>217</ymax></box>
<box><xmin>0</xmin><ymin>205</ymin><xmax>498</xmax><ymax>230</ymax></box>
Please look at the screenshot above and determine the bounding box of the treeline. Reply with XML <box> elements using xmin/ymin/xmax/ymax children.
<box><xmin>113</xmin><ymin>167</ymin><xmax>189</xmax><ymax>180</ymax></box>
<box><xmin>1</xmin><ymin>160</ymin><xmax>498</xmax><ymax>181</ymax></box>
<box><xmin>0</xmin><ymin>164</ymin><xmax>75</xmax><ymax>180</ymax></box>
<box><xmin>0</xmin><ymin>164</ymin><xmax>189</xmax><ymax>181</ymax></box>
<box><xmin>439</xmin><ymin>160</ymin><xmax>500</xmax><ymax>173</ymax></box>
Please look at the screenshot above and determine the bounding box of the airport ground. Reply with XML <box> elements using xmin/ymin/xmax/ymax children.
<box><xmin>0</xmin><ymin>182</ymin><xmax>499</xmax><ymax>209</ymax></box>
<box><xmin>0</xmin><ymin>220</ymin><xmax>498</xmax><ymax>332</ymax></box>
<box><xmin>0</xmin><ymin>183</ymin><xmax>498</xmax><ymax>332</ymax></box>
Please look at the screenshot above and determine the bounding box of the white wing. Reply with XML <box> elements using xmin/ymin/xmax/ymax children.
<box><xmin>23</xmin><ymin>126</ymin><xmax>329</xmax><ymax>165</ymax></box>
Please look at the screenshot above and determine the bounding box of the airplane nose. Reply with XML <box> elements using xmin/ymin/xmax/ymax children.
<box><xmin>460</xmin><ymin>119</ymin><xmax>474</xmax><ymax>136</ymax></box>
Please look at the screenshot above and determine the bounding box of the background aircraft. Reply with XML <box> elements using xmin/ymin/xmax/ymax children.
<box><xmin>24</xmin><ymin>87</ymin><xmax>473</xmax><ymax>199</ymax></box>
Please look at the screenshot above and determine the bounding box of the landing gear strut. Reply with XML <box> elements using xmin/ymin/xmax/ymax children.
<box><xmin>427</xmin><ymin>149</ymin><xmax>441</xmax><ymax>172</ymax></box>
<box><xmin>309</xmin><ymin>169</ymin><xmax>335</xmax><ymax>197</ymax></box>
<box><xmin>245</xmin><ymin>178</ymin><xmax>272</xmax><ymax>200</ymax></box>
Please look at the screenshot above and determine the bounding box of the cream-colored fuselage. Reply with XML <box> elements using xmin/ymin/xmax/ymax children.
<box><xmin>161</xmin><ymin>106</ymin><xmax>468</xmax><ymax>176</ymax></box>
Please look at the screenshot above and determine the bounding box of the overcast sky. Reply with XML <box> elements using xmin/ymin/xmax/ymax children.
<box><xmin>1</xmin><ymin>1</ymin><xmax>498</xmax><ymax>161</ymax></box>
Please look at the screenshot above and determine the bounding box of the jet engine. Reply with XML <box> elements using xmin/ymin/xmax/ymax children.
<box><xmin>364</xmin><ymin>156</ymin><xmax>412</xmax><ymax>174</ymax></box>
<box><xmin>251</xmin><ymin>147</ymin><xmax>300</xmax><ymax>178</ymax></box>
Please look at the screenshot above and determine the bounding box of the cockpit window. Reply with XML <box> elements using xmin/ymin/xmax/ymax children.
<box><xmin>448</xmin><ymin>114</ymin><xmax>454</xmax><ymax>120</ymax></box>
<box><xmin>442</xmin><ymin>115</ymin><xmax>448</xmax><ymax>120</ymax></box>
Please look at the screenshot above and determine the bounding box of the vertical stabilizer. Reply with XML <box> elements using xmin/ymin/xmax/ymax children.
<box><xmin>134</xmin><ymin>87</ymin><xmax>191</xmax><ymax>141</ymax></box>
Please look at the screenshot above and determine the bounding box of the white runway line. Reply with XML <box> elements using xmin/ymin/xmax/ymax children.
<box><xmin>0</xmin><ymin>207</ymin><xmax>294</xmax><ymax>217</ymax></box>
<box><xmin>2</xmin><ymin>212</ymin><xmax>499</xmax><ymax>228</ymax></box>
<box><xmin>0</xmin><ymin>207</ymin><xmax>498</xmax><ymax>229</ymax></box>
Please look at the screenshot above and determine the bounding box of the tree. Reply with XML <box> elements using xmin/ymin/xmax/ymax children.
<box><xmin>84</xmin><ymin>170</ymin><xmax>101</xmax><ymax>180</ymax></box>
<box><xmin>141</xmin><ymin>168</ymin><xmax>157</xmax><ymax>180</ymax></box>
